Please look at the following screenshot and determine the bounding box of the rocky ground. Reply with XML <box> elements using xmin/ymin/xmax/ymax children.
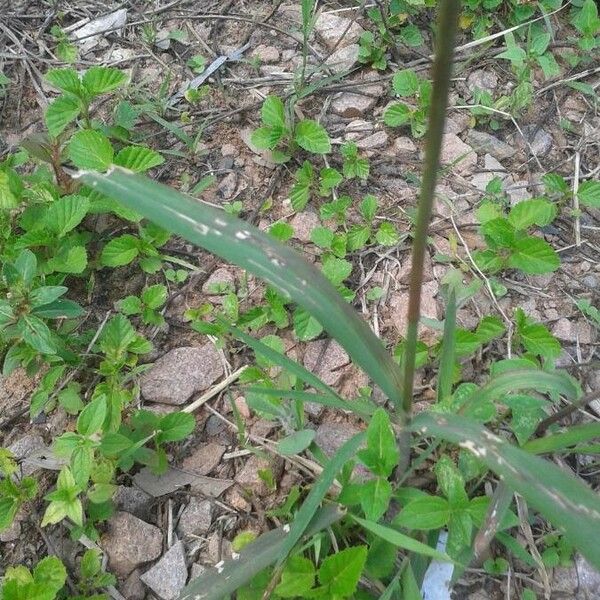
<box><xmin>1</xmin><ymin>1</ymin><xmax>599</xmax><ymax>599</ymax></box>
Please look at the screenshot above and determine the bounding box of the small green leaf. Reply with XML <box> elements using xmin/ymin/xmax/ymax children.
<box><xmin>518</xmin><ymin>321</ymin><xmax>561</xmax><ymax>359</ymax></box>
<box><xmin>29</xmin><ymin>286</ymin><xmax>68</xmax><ymax>308</ymax></box>
<box><xmin>47</xmin><ymin>246</ymin><xmax>88</xmax><ymax>274</ymax></box>
<box><xmin>275</xmin><ymin>556</ymin><xmax>315</xmax><ymax>598</ymax></box>
<box><xmin>310</xmin><ymin>226</ymin><xmax>334</xmax><ymax>249</ymax></box>
<box><xmin>319</xmin><ymin>168</ymin><xmax>342</xmax><ymax>195</ymax></box>
<box><xmin>475</xmin><ymin>316</ymin><xmax>505</xmax><ymax>343</ymax></box>
<box><xmin>359</xmin><ymin>195</ymin><xmax>378</xmax><ymax>222</ymax></box>
<box><xmin>321</xmin><ymin>256</ymin><xmax>352</xmax><ymax>284</ymax></box>
<box><xmin>68</xmin><ymin>130</ymin><xmax>114</xmax><ymax>170</ymax></box>
<box><xmin>357</xmin><ymin>408</ymin><xmax>399</xmax><ymax>477</ymax></box>
<box><xmin>395</xmin><ymin>496</ymin><xmax>450</xmax><ymax>529</ymax></box>
<box><xmin>114</xmin><ymin>146</ymin><xmax>164</xmax><ymax>172</ymax></box>
<box><xmin>375</xmin><ymin>222</ymin><xmax>400</xmax><ymax>246</ymax></box>
<box><xmin>269</xmin><ymin>222</ymin><xmax>294</xmax><ymax>241</ymax></box>
<box><xmin>294</xmin><ymin>120</ymin><xmax>331</xmax><ymax>154</ymax></box>
<box><xmin>277</xmin><ymin>429</ymin><xmax>316</xmax><ymax>455</ymax></box>
<box><xmin>481</xmin><ymin>218</ymin><xmax>515</xmax><ymax>247</ymax></box>
<box><xmin>360</xmin><ymin>477</ymin><xmax>392</xmax><ymax>521</ymax></box>
<box><xmin>45</xmin><ymin>95</ymin><xmax>80</xmax><ymax>137</ymax></box>
<box><xmin>293</xmin><ymin>307</ymin><xmax>323</xmax><ymax>341</ymax></box>
<box><xmin>317</xmin><ymin>546</ymin><xmax>367</xmax><ymax>597</ymax></box>
<box><xmin>81</xmin><ymin>66</ymin><xmax>127</xmax><ymax>96</ymax></box>
<box><xmin>251</xmin><ymin>126</ymin><xmax>284</xmax><ymax>150</ymax></box>
<box><xmin>508</xmin><ymin>237</ymin><xmax>559</xmax><ymax>274</ymax></box>
<box><xmin>384</xmin><ymin>103</ymin><xmax>412</xmax><ymax>126</ymax></box>
<box><xmin>261</xmin><ymin>95</ymin><xmax>286</xmax><ymax>128</ymax></box>
<box><xmin>100</xmin><ymin>234</ymin><xmax>140</xmax><ymax>267</ymax></box>
<box><xmin>46</xmin><ymin>194</ymin><xmax>90</xmax><ymax>236</ymax></box>
<box><xmin>18</xmin><ymin>315</ymin><xmax>57</xmax><ymax>354</ymax></box>
<box><xmin>508</xmin><ymin>198</ymin><xmax>557</xmax><ymax>229</ymax></box>
<box><xmin>33</xmin><ymin>556</ymin><xmax>67</xmax><ymax>593</ymax></box>
<box><xmin>141</xmin><ymin>284</ymin><xmax>168</xmax><ymax>309</ymax></box>
<box><xmin>157</xmin><ymin>412</ymin><xmax>195</xmax><ymax>442</ymax></box>
<box><xmin>392</xmin><ymin>69</ymin><xmax>419</xmax><ymax>97</ymax></box>
<box><xmin>347</xmin><ymin>224</ymin><xmax>371</xmax><ymax>251</ymax></box>
<box><xmin>578</xmin><ymin>180</ymin><xmax>600</xmax><ymax>207</ymax></box>
<box><xmin>77</xmin><ymin>397</ymin><xmax>107</xmax><ymax>436</ymax></box>
<box><xmin>45</xmin><ymin>67</ymin><xmax>81</xmax><ymax>95</ymax></box>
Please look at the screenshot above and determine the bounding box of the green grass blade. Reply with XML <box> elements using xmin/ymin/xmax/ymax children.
<box><xmin>179</xmin><ymin>504</ymin><xmax>344</xmax><ymax>600</ymax></box>
<box><xmin>437</xmin><ymin>288</ymin><xmax>456</xmax><ymax>403</ymax></box>
<box><xmin>80</xmin><ymin>168</ymin><xmax>404</xmax><ymax>413</ymax></box>
<box><xmin>246</xmin><ymin>387</ymin><xmax>376</xmax><ymax>417</ymax></box>
<box><xmin>278</xmin><ymin>432</ymin><xmax>366</xmax><ymax>564</ymax></box>
<box><xmin>350</xmin><ymin>515</ymin><xmax>452</xmax><ymax>562</ymax></box>
<box><xmin>224</xmin><ymin>322</ymin><xmax>344</xmax><ymax>400</ymax></box>
<box><xmin>524</xmin><ymin>423</ymin><xmax>600</xmax><ymax>455</ymax></box>
<box><xmin>464</xmin><ymin>369</ymin><xmax>580</xmax><ymax>407</ymax></box>
<box><xmin>412</xmin><ymin>411</ymin><xmax>600</xmax><ymax>569</ymax></box>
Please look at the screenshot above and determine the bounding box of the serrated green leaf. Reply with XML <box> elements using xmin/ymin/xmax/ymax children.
<box><xmin>261</xmin><ymin>95</ymin><xmax>286</xmax><ymax>128</ymax></box>
<box><xmin>508</xmin><ymin>236</ymin><xmax>559</xmax><ymax>274</ymax></box>
<box><xmin>317</xmin><ymin>546</ymin><xmax>367</xmax><ymax>597</ymax></box>
<box><xmin>347</xmin><ymin>224</ymin><xmax>371</xmax><ymax>251</ymax></box>
<box><xmin>318</xmin><ymin>167</ymin><xmax>342</xmax><ymax>195</ymax></box>
<box><xmin>475</xmin><ymin>316</ymin><xmax>505</xmax><ymax>343</ymax></box>
<box><xmin>46</xmin><ymin>194</ymin><xmax>90</xmax><ymax>236</ymax></box>
<box><xmin>481</xmin><ymin>218</ymin><xmax>515</xmax><ymax>247</ymax></box>
<box><xmin>114</xmin><ymin>146</ymin><xmax>164</xmax><ymax>172</ymax></box>
<box><xmin>293</xmin><ymin>307</ymin><xmax>323</xmax><ymax>341</ymax></box>
<box><xmin>269</xmin><ymin>222</ymin><xmax>294</xmax><ymax>241</ymax></box>
<box><xmin>518</xmin><ymin>321</ymin><xmax>561</xmax><ymax>359</ymax></box>
<box><xmin>47</xmin><ymin>245</ymin><xmax>87</xmax><ymax>274</ymax></box>
<box><xmin>508</xmin><ymin>198</ymin><xmax>557</xmax><ymax>229</ymax></box>
<box><xmin>100</xmin><ymin>234</ymin><xmax>140</xmax><ymax>267</ymax></box>
<box><xmin>275</xmin><ymin>556</ymin><xmax>315</xmax><ymax>598</ymax></box>
<box><xmin>81</xmin><ymin>66</ymin><xmax>127</xmax><ymax>96</ymax></box>
<box><xmin>294</xmin><ymin>120</ymin><xmax>331</xmax><ymax>154</ymax></box>
<box><xmin>578</xmin><ymin>180</ymin><xmax>600</xmax><ymax>207</ymax></box>
<box><xmin>375</xmin><ymin>222</ymin><xmax>400</xmax><ymax>246</ymax></box>
<box><xmin>68</xmin><ymin>130</ymin><xmax>114</xmax><ymax>170</ymax></box>
<box><xmin>310</xmin><ymin>226</ymin><xmax>333</xmax><ymax>249</ymax></box>
<box><xmin>45</xmin><ymin>95</ymin><xmax>80</xmax><ymax>137</ymax></box>
<box><xmin>384</xmin><ymin>102</ymin><xmax>412</xmax><ymax>126</ymax></box>
<box><xmin>157</xmin><ymin>412</ymin><xmax>195</xmax><ymax>442</ymax></box>
<box><xmin>357</xmin><ymin>408</ymin><xmax>398</xmax><ymax>477</ymax></box>
<box><xmin>141</xmin><ymin>284</ymin><xmax>168</xmax><ymax>309</ymax></box>
<box><xmin>251</xmin><ymin>126</ymin><xmax>285</xmax><ymax>150</ymax></box>
<box><xmin>359</xmin><ymin>194</ymin><xmax>378</xmax><ymax>222</ymax></box>
<box><xmin>321</xmin><ymin>256</ymin><xmax>352</xmax><ymax>284</ymax></box>
<box><xmin>393</xmin><ymin>69</ymin><xmax>420</xmax><ymax>96</ymax></box>
<box><xmin>45</xmin><ymin>67</ymin><xmax>81</xmax><ymax>95</ymax></box>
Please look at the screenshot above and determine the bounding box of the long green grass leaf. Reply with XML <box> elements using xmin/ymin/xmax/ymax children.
<box><xmin>278</xmin><ymin>432</ymin><xmax>366</xmax><ymax>564</ymax></box>
<box><xmin>179</xmin><ymin>504</ymin><xmax>344</xmax><ymax>600</ymax></box>
<box><xmin>246</xmin><ymin>387</ymin><xmax>376</xmax><ymax>417</ymax></box>
<box><xmin>524</xmin><ymin>423</ymin><xmax>600</xmax><ymax>455</ymax></box>
<box><xmin>79</xmin><ymin>168</ymin><xmax>404</xmax><ymax>413</ymax></box>
<box><xmin>350</xmin><ymin>515</ymin><xmax>452</xmax><ymax>562</ymax></box>
<box><xmin>412</xmin><ymin>411</ymin><xmax>600</xmax><ymax>569</ymax></box>
<box><xmin>437</xmin><ymin>288</ymin><xmax>456</xmax><ymax>403</ymax></box>
<box><xmin>464</xmin><ymin>369</ymin><xmax>580</xmax><ymax>407</ymax></box>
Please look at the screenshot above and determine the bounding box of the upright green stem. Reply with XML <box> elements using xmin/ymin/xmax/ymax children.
<box><xmin>401</xmin><ymin>0</ymin><xmax>461</xmax><ymax>414</ymax></box>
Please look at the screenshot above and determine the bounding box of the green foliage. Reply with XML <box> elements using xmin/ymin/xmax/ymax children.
<box><xmin>474</xmin><ymin>196</ymin><xmax>559</xmax><ymax>274</ymax></box>
<box><xmin>384</xmin><ymin>69</ymin><xmax>431</xmax><ymax>137</ymax></box>
<box><xmin>0</xmin><ymin>556</ymin><xmax>66</xmax><ymax>600</ymax></box>
<box><xmin>251</xmin><ymin>95</ymin><xmax>331</xmax><ymax>161</ymax></box>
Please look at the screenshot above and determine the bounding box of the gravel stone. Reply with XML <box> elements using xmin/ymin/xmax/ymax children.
<box><xmin>113</xmin><ymin>486</ymin><xmax>153</xmax><ymax>521</ymax></box>
<box><xmin>291</xmin><ymin>211</ymin><xmax>320</xmax><ymax>242</ymax></box>
<box><xmin>303</xmin><ymin>340</ymin><xmax>349</xmax><ymax>386</ymax></box>
<box><xmin>182</xmin><ymin>443</ymin><xmax>226</xmax><ymax>476</ymax></box>
<box><xmin>251</xmin><ymin>44</ymin><xmax>280</xmax><ymax>64</ymax></box>
<box><xmin>466</xmin><ymin>69</ymin><xmax>498</xmax><ymax>95</ymax></box>
<box><xmin>177</xmin><ymin>497</ymin><xmax>213</xmax><ymax>537</ymax></box>
<box><xmin>314</xmin><ymin>13</ymin><xmax>364</xmax><ymax>49</ymax></box>
<box><xmin>102</xmin><ymin>511</ymin><xmax>162</xmax><ymax>577</ymax></box>
<box><xmin>331</xmin><ymin>82</ymin><xmax>383</xmax><ymax>117</ymax></box>
<box><xmin>141</xmin><ymin>344</ymin><xmax>224</xmax><ymax>405</ymax></box>
<box><xmin>202</xmin><ymin>268</ymin><xmax>235</xmax><ymax>294</ymax></box>
<box><xmin>466</xmin><ymin>130</ymin><xmax>516</xmax><ymax>160</ymax></box>
<box><xmin>440</xmin><ymin>133</ymin><xmax>476</xmax><ymax>175</ymax></box>
<box><xmin>325</xmin><ymin>43</ymin><xmax>359</xmax><ymax>73</ymax></box>
<box><xmin>140</xmin><ymin>541</ymin><xmax>187</xmax><ymax>600</ymax></box>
